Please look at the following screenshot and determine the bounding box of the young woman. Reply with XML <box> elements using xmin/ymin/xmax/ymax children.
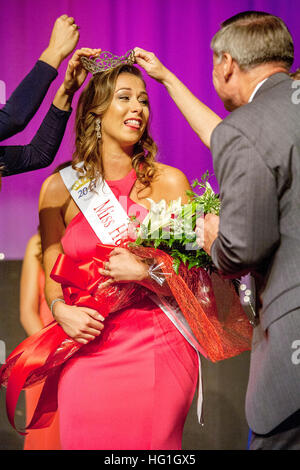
<box><xmin>39</xmin><ymin>62</ymin><xmax>202</xmax><ymax>450</ymax></box>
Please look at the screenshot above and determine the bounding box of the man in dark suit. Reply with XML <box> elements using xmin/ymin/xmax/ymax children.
<box><xmin>198</xmin><ymin>11</ymin><xmax>300</xmax><ymax>449</ymax></box>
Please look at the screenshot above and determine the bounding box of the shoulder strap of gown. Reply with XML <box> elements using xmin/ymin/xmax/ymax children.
<box><xmin>59</xmin><ymin>165</ymin><xmax>130</xmax><ymax>246</ymax></box>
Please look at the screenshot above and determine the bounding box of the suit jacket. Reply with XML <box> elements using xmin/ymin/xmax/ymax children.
<box><xmin>210</xmin><ymin>73</ymin><xmax>300</xmax><ymax>434</ymax></box>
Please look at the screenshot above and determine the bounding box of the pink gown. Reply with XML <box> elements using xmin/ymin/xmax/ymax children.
<box><xmin>58</xmin><ymin>168</ymin><xmax>198</xmax><ymax>450</ymax></box>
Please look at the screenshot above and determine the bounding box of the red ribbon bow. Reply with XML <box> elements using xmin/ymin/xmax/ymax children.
<box><xmin>51</xmin><ymin>244</ymin><xmax>116</xmax><ymax>316</ymax></box>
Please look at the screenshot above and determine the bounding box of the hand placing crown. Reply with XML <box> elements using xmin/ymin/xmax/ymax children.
<box><xmin>80</xmin><ymin>49</ymin><xmax>136</xmax><ymax>74</ymax></box>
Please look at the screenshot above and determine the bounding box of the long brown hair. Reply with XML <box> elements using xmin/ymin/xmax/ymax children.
<box><xmin>72</xmin><ymin>64</ymin><xmax>157</xmax><ymax>189</ymax></box>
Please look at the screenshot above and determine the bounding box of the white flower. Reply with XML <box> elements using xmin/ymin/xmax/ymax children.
<box><xmin>146</xmin><ymin>198</ymin><xmax>167</xmax><ymax>214</ymax></box>
<box><xmin>168</xmin><ymin>197</ymin><xmax>182</xmax><ymax>215</ymax></box>
<box><xmin>173</xmin><ymin>217</ymin><xmax>184</xmax><ymax>230</ymax></box>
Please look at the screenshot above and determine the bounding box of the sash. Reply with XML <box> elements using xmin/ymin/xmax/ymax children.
<box><xmin>60</xmin><ymin>165</ymin><xmax>203</xmax><ymax>423</ymax></box>
<box><xmin>60</xmin><ymin>165</ymin><xmax>129</xmax><ymax>245</ymax></box>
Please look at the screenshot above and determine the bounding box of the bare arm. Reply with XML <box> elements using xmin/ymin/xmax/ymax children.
<box><xmin>19</xmin><ymin>234</ymin><xmax>44</xmax><ymax>336</ymax></box>
<box><xmin>39</xmin><ymin>173</ymin><xmax>105</xmax><ymax>344</ymax></box>
<box><xmin>39</xmin><ymin>174</ymin><xmax>67</xmax><ymax>306</ymax></box>
<box><xmin>134</xmin><ymin>47</ymin><xmax>222</xmax><ymax>148</ymax></box>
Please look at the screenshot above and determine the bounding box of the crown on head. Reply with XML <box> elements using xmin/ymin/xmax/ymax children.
<box><xmin>80</xmin><ymin>49</ymin><xmax>136</xmax><ymax>75</ymax></box>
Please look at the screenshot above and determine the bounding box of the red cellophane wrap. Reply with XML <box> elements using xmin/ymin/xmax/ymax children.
<box><xmin>0</xmin><ymin>242</ymin><xmax>252</xmax><ymax>433</ymax></box>
<box><xmin>130</xmin><ymin>245</ymin><xmax>253</xmax><ymax>362</ymax></box>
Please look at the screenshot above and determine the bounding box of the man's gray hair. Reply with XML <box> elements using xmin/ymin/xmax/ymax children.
<box><xmin>211</xmin><ymin>11</ymin><xmax>294</xmax><ymax>71</ymax></box>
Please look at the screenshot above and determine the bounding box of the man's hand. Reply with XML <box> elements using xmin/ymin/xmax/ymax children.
<box><xmin>134</xmin><ymin>47</ymin><xmax>171</xmax><ymax>84</ymax></box>
<box><xmin>195</xmin><ymin>213</ymin><xmax>219</xmax><ymax>255</ymax></box>
<box><xmin>39</xmin><ymin>15</ymin><xmax>80</xmax><ymax>69</ymax></box>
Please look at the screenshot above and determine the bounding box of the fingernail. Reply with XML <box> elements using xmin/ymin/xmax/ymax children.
<box><xmin>98</xmin><ymin>314</ymin><xmax>105</xmax><ymax>321</ymax></box>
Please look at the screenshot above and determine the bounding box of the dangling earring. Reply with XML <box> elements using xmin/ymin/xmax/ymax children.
<box><xmin>95</xmin><ymin>118</ymin><xmax>101</xmax><ymax>140</ymax></box>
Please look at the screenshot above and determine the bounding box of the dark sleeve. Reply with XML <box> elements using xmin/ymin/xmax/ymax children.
<box><xmin>0</xmin><ymin>104</ymin><xmax>71</xmax><ymax>176</ymax></box>
<box><xmin>0</xmin><ymin>60</ymin><xmax>58</xmax><ymax>141</ymax></box>
<box><xmin>210</xmin><ymin>122</ymin><xmax>280</xmax><ymax>277</ymax></box>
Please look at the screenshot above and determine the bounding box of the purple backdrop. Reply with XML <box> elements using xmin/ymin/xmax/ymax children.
<box><xmin>1</xmin><ymin>0</ymin><xmax>300</xmax><ymax>259</ymax></box>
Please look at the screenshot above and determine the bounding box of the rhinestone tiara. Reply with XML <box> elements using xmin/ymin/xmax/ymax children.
<box><xmin>80</xmin><ymin>49</ymin><xmax>136</xmax><ymax>75</ymax></box>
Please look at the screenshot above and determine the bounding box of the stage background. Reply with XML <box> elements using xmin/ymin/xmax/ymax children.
<box><xmin>1</xmin><ymin>0</ymin><xmax>300</xmax><ymax>258</ymax></box>
<box><xmin>0</xmin><ymin>0</ymin><xmax>298</xmax><ymax>450</ymax></box>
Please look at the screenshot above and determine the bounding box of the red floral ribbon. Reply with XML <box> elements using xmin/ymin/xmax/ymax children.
<box><xmin>52</xmin><ymin>243</ymin><xmax>122</xmax><ymax>314</ymax></box>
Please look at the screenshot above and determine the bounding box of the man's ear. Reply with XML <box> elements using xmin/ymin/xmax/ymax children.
<box><xmin>222</xmin><ymin>53</ymin><xmax>234</xmax><ymax>81</ymax></box>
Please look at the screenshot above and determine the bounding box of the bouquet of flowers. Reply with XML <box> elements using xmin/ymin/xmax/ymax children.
<box><xmin>131</xmin><ymin>171</ymin><xmax>220</xmax><ymax>273</ymax></box>
<box><xmin>127</xmin><ymin>172</ymin><xmax>253</xmax><ymax>363</ymax></box>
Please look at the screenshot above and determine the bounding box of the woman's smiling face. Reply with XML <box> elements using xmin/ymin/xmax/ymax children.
<box><xmin>101</xmin><ymin>72</ymin><xmax>150</xmax><ymax>148</ymax></box>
